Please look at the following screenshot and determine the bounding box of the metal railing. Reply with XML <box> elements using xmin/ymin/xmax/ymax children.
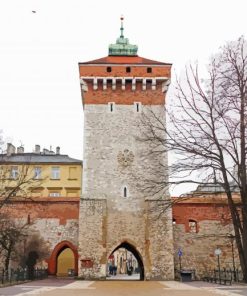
<box><xmin>202</xmin><ymin>268</ymin><xmax>243</xmax><ymax>284</ymax></box>
<box><xmin>0</xmin><ymin>267</ymin><xmax>48</xmax><ymax>285</ymax></box>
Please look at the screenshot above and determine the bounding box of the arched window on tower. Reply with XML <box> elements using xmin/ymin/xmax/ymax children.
<box><xmin>123</xmin><ymin>186</ymin><xmax>127</xmax><ymax>198</ymax></box>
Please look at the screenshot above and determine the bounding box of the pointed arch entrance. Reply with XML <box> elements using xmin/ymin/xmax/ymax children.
<box><xmin>108</xmin><ymin>241</ymin><xmax>144</xmax><ymax>280</ymax></box>
<box><xmin>48</xmin><ymin>240</ymin><xmax>78</xmax><ymax>276</ymax></box>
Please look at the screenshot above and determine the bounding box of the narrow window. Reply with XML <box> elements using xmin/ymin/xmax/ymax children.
<box><xmin>27</xmin><ymin>214</ymin><xmax>31</xmax><ymax>224</ymax></box>
<box><xmin>126</xmin><ymin>67</ymin><xmax>131</xmax><ymax>73</ymax></box>
<box><xmin>108</xmin><ymin>102</ymin><xmax>115</xmax><ymax>112</ymax></box>
<box><xmin>107</xmin><ymin>67</ymin><xmax>112</xmax><ymax>73</ymax></box>
<box><xmin>147</xmin><ymin>67</ymin><xmax>152</xmax><ymax>73</ymax></box>
<box><xmin>51</xmin><ymin>167</ymin><xmax>60</xmax><ymax>179</ymax></box>
<box><xmin>123</xmin><ymin>187</ymin><xmax>127</xmax><ymax>197</ymax></box>
<box><xmin>134</xmin><ymin>102</ymin><xmax>141</xmax><ymax>113</ymax></box>
<box><xmin>189</xmin><ymin>220</ymin><xmax>197</xmax><ymax>233</ymax></box>
<box><xmin>172</xmin><ymin>218</ymin><xmax>176</xmax><ymax>225</ymax></box>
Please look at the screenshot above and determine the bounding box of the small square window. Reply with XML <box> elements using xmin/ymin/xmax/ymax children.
<box><xmin>49</xmin><ymin>192</ymin><xmax>61</xmax><ymax>197</ymax></box>
<box><xmin>126</xmin><ymin>67</ymin><xmax>131</xmax><ymax>73</ymax></box>
<box><xmin>107</xmin><ymin>67</ymin><xmax>112</xmax><ymax>73</ymax></box>
<box><xmin>189</xmin><ymin>220</ymin><xmax>197</xmax><ymax>233</ymax></box>
<box><xmin>147</xmin><ymin>67</ymin><xmax>152</xmax><ymax>73</ymax></box>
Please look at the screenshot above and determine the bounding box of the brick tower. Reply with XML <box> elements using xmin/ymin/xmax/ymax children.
<box><xmin>78</xmin><ymin>17</ymin><xmax>174</xmax><ymax>280</ymax></box>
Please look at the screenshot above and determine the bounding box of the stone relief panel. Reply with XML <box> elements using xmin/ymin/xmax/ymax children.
<box><xmin>117</xmin><ymin>149</ymin><xmax>134</xmax><ymax>167</ymax></box>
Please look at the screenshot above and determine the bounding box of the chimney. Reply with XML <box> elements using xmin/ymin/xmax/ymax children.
<box><xmin>56</xmin><ymin>146</ymin><xmax>60</xmax><ymax>155</ymax></box>
<box><xmin>43</xmin><ymin>148</ymin><xmax>49</xmax><ymax>155</ymax></box>
<box><xmin>35</xmin><ymin>145</ymin><xmax>40</xmax><ymax>154</ymax></box>
<box><xmin>7</xmin><ymin>143</ymin><xmax>16</xmax><ymax>156</ymax></box>
<box><xmin>17</xmin><ymin>146</ymin><xmax>24</xmax><ymax>154</ymax></box>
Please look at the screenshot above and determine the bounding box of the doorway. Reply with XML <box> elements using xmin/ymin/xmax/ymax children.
<box><xmin>107</xmin><ymin>241</ymin><xmax>144</xmax><ymax>280</ymax></box>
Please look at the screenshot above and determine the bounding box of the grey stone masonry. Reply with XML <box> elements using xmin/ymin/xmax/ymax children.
<box><xmin>78</xmin><ymin>104</ymin><xmax>173</xmax><ymax>280</ymax></box>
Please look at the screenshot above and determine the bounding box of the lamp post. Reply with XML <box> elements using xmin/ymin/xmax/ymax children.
<box><xmin>215</xmin><ymin>248</ymin><xmax>222</xmax><ymax>282</ymax></box>
<box><xmin>228</xmin><ymin>234</ymin><xmax>236</xmax><ymax>281</ymax></box>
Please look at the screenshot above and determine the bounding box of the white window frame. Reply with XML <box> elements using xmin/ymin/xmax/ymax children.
<box><xmin>34</xmin><ymin>167</ymin><xmax>42</xmax><ymax>179</ymax></box>
<box><xmin>51</xmin><ymin>167</ymin><xmax>60</xmax><ymax>179</ymax></box>
<box><xmin>10</xmin><ymin>166</ymin><xmax>18</xmax><ymax>179</ymax></box>
<box><xmin>49</xmin><ymin>192</ymin><xmax>61</xmax><ymax>197</ymax></box>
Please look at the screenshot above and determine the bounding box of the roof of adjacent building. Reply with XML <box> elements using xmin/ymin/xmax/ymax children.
<box><xmin>0</xmin><ymin>153</ymin><xmax>82</xmax><ymax>164</ymax></box>
<box><xmin>79</xmin><ymin>55</ymin><xmax>171</xmax><ymax>65</ymax></box>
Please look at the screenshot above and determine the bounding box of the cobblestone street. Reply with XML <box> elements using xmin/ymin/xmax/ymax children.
<box><xmin>0</xmin><ymin>279</ymin><xmax>247</xmax><ymax>296</ymax></box>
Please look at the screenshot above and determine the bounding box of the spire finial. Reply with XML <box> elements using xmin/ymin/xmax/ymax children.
<box><xmin>120</xmin><ymin>15</ymin><xmax>124</xmax><ymax>38</ymax></box>
<box><xmin>108</xmin><ymin>16</ymin><xmax>138</xmax><ymax>56</ymax></box>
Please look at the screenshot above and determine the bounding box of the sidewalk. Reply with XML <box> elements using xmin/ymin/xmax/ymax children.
<box><xmin>162</xmin><ymin>281</ymin><xmax>247</xmax><ymax>296</ymax></box>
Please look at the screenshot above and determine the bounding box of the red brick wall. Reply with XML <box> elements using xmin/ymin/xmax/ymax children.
<box><xmin>2</xmin><ymin>198</ymin><xmax>79</xmax><ymax>225</ymax></box>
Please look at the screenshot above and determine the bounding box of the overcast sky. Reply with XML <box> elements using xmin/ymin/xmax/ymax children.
<box><xmin>0</xmin><ymin>0</ymin><xmax>246</xmax><ymax>195</ymax></box>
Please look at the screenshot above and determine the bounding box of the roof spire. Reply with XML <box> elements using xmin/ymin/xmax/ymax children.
<box><xmin>120</xmin><ymin>15</ymin><xmax>124</xmax><ymax>38</ymax></box>
<box><xmin>108</xmin><ymin>16</ymin><xmax>138</xmax><ymax>56</ymax></box>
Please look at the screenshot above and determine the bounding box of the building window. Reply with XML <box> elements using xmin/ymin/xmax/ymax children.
<box><xmin>49</xmin><ymin>192</ymin><xmax>61</xmax><ymax>197</ymax></box>
<box><xmin>189</xmin><ymin>220</ymin><xmax>198</xmax><ymax>233</ymax></box>
<box><xmin>108</xmin><ymin>102</ymin><xmax>115</xmax><ymax>112</ymax></box>
<box><xmin>34</xmin><ymin>167</ymin><xmax>41</xmax><ymax>179</ymax></box>
<box><xmin>123</xmin><ymin>186</ymin><xmax>127</xmax><ymax>198</ymax></box>
<box><xmin>126</xmin><ymin>67</ymin><xmax>131</xmax><ymax>73</ymax></box>
<box><xmin>134</xmin><ymin>102</ymin><xmax>141</xmax><ymax>112</ymax></box>
<box><xmin>106</xmin><ymin>67</ymin><xmax>112</xmax><ymax>72</ymax></box>
<box><xmin>69</xmin><ymin>167</ymin><xmax>77</xmax><ymax>180</ymax></box>
<box><xmin>10</xmin><ymin>166</ymin><xmax>18</xmax><ymax>179</ymax></box>
<box><xmin>147</xmin><ymin>67</ymin><xmax>152</xmax><ymax>73</ymax></box>
<box><xmin>172</xmin><ymin>218</ymin><xmax>176</xmax><ymax>225</ymax></box>
<box><xmin>51</xmin><ymin>167</ymin><xmax>60</xmax><ymax>179</ymax></box>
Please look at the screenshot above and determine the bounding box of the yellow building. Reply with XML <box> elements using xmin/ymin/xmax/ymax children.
<box><xmin>0</xmin><ymin>143</ymin><xmax>82</xmax><ymax>199</ymax></box>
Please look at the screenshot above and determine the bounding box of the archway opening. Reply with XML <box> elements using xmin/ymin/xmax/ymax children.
<box><xmin>56</xmin><ymin>247</ymin><xmax>75</xmax><ymax>277</ymax></box>
<box><xmin>107</xmin><ymin>242</ymin><xmax>144</xmax><ymax>281</ymax></box>
<box><xmin>48</xmin><ymin>241</ymin><xmax>78</xmax><ymax>276</ymax></box>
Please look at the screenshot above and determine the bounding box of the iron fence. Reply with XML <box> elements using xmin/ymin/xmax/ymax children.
<box><xmin>202</xmin><ymin>268</ymin><xmax>243</xmax><ymax>284</ymax></box>
<box><xmin>0</xmin><ymin>267</ymin><xmax>48</xmax><ymax>285</ymax></box>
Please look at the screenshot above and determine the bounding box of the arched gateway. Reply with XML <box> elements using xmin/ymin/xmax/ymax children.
<box><xmin>109</xmin><ymin>241</ymin><xmax>145</xmax><ymax>280</ymax></box>
<box><xmin>48</xmin><ymin>241</ymin><xmax>78</xmax><ymax>276</ymax></box>
<box><xmin>78</xmin><ymin>18</ymin><xmax>174</xmax><ymax>280</ymax></box>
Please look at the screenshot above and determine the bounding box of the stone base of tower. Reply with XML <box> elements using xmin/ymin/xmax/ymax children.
<box><xmin>145</xmin><ymin>200</ymin><xmax>174</xmax><ymax>281</ymax></box>
<box><xmin>78</xmin><ymin>198</ymin><xmax>174</xmax><ymax>281</ymax></box>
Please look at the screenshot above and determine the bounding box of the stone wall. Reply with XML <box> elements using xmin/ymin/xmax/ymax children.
<box><xmin>78</xmin><ymin>199</ymin><xmax>107</xmax><ymax>279</ymax></box>
<box><xmin>173</xmin><ymin>200</ymin><xmax>240</xmax><ymax>279</ymax></box>
<box><xmin>80</xmin><ymin>103</ymin><xmax>173</xmax><ymax>280</ymax></box>
<box><xmin>1</xmin><ymin>199</ymin><xmax>79</xmax><ymax>270</ymax></box>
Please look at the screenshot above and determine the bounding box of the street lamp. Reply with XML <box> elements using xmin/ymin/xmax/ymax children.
<box><xmin>228</xmin><ymin>234</ymin><xmax>236</xmax><ymax>281</ymax></box>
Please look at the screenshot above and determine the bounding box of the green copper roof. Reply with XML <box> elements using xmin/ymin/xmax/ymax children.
<box><xmin>108</xmin><ymin>17</ymin><xmax>138</xmax><ymax>56</ymax></box>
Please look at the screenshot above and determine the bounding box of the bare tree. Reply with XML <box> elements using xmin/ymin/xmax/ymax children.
<box><xmin>0</xmin><ymin>213</ymin><xmax>29</xmax><ymax>271</ymax></box>
<box><xmin>140</xmin><ymin>36</ymin><xmax>247</xmax><ymax>282</ymax></box>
